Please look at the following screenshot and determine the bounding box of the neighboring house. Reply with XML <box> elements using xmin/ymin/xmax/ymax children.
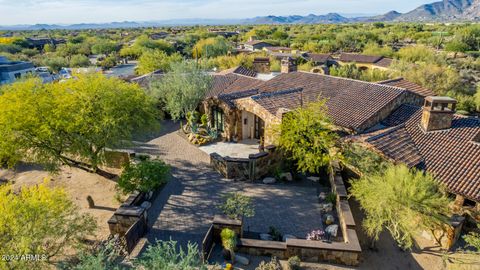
<box><xmin>0</xmin><ymin>56</ymin><xmax>35</xmax><ymax>85</ymax></box>
<box><xmin>208</xmin><ymin>28</ymin><xmax>239</xmax><ymax>38</ymax></box>
<box><xmin>356</xmin><ymin>97</ymin><xmax>480</xmax><ymax>208</ymax></box>
<box><xmin>243</xmin><ymin>40</ymin><xmax>273</xmax><ymax>52</ymax></box>
<box><xmin>217</xmin><ymin>66</ymin><xmax>257</xmax><ymax>78</ymax></box>
<box><xmin>149</xmin><ymin>32</ymin><xmax>169</xmax><ymax>40</ymax></box>
<box><xmin>26</xmin><ymin>37</ymin><xmax>66</xmax><ymax>50</ymax></box>
<box><xmin>337</xmin><ymin>53</ymin><xmax>393</xmax><ymax>70</ymax></box>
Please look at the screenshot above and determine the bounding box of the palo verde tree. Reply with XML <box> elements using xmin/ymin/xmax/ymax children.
<box><xmin>277</xmin><ymin>99</ymin><xmax>340</xmax><ymax>174</ymax></box>
<box><xmin>0</xmin><ymin>73</ymin><xmax>159</xmax><ymax>173</ymax></box>
<box><xmin>0</xmin><ymin>180</ymin><xmax>96</xmax><ymax>269</ymax></box>
<box><xmin>350</xmin><ymin>164</ymin><xmax>452</xmax><ymax>250</ymax></box>
<box><xmin>149</xmin><ymin>61</ymin><xmax>212</xmax><ymax>120</ymax></box>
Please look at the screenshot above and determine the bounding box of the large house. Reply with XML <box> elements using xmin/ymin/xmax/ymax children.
<box><xmin>198</xmin><ymin>59</ymin><xmax>480</xmax><ymax>208</ymax></box>
<box><xmin>0</xmin><ymin>56</ymin><xmax>35</xmax><ymax>85</ymax></box>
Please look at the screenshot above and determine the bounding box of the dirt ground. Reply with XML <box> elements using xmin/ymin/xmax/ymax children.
<box><xmin>0</xmin><ymin>163</ymin><xmax>124</xmax><ymax>240</ymax></box>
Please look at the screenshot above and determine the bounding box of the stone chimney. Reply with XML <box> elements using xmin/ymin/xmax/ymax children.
<box><xmin>252</xmin><ymin>57</ymin><xmax>270</xmax><ymax>74</ymax></box>
<box><xmin>281</xmin><ymin>57</ymin><xmax>297</xmax><ymax>73</ymax></box>
<box><xmin>421</xmin><ymin>96</ymin><xmax>457</xmax><ymax>132</ymax></box>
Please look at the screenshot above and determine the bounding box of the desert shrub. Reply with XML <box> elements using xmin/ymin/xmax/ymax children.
<box><xmin>118</xmin><ymin>159</ymin><xmax>170</xmax><ymax>194</ymax></box>
<box><xmin>269</xmin><ymin>226</ymin><xmax>283</xmax><ymax>241</ymax></box>
<box><xmin>256</xmin><ymin>257</ymin><xmax>281</xmax><ymax>270</ymax></box>
<box><xmin>287</xmin><ymin>256</ymin><xmax>301</xmax><ymax>270</ymax></box>
<box><xmin>136</xmin><ymin>239</ymin><xmax>207</xmax><ymax>270</ymax></box>
<box><xmin>221</xmin><ymin>228</ymin><xmax>237</xmax><ymax>262</ymax></box>
<box><xmin>219</xmin><ymin>192</ymin><xmax>255</xmax><ymax>219</ymax></box>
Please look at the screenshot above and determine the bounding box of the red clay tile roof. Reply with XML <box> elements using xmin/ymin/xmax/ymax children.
<box><xmin>377</xmin><ymin>78</ymin><xmax>436</xmax><ymax>97</ymax></box>
<box><xmin>339</xmin><ymin>53</ymin><xmax>383</xmax><ymax>63</ymax></box>
<box><xmin>304</xmin><ymin>53</ymin><xmax>332</xmax><ymax>64</ymax></box>
<box><xmin>374</xmin><ymin>57</ymin><xmax>393</xmax><ymax>68</ymax></box>
<box><xmin>365</xmin><ymin>104</ymin><xmax>480</xmax><ymax>202</ymax></box>
<box><xmin>218</xmin><ymin>66</ymin><xmax>257</xmax><ymax>78</ymax></box>
<box><xmin>251</xmin><ymin>72</ymin><xmax>407</xmax><ymax>131</ymax></box>
<box><xmin>207</xmin><ymin>73</ymin><xmax>263</xmax><ymax>98</ymax></box>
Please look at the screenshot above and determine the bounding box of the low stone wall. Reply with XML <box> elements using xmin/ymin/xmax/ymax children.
<box><xmin>328</xmin><ymin>161</ymin><xmax>357</xmax><ymax>243</ymax></box>
<box><xmin>210</xmin><ymin>145</ymin><xmax>281</xmax><ymax>181</ymax></box>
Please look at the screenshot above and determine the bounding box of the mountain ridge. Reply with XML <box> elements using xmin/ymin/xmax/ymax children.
<box><xmin>0</xmin><ymin>0</ymin><xmax>478</xmax><ymax>30</ymax></box>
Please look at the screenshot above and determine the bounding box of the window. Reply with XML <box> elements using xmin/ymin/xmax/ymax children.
<box><xmin>211</xmin><ymin>106</ymin><xmax>224</xmax><ymax>132</ymax></box>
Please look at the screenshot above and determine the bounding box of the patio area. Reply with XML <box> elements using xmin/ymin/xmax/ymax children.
<box><xmin>199</xmin><ymin>139</ymin><xmax>260</xmax><ymax>158</ymax></box>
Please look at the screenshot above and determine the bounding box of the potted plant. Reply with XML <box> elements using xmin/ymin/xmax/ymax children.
<box><xmin>221</xmin><ymin>228</ymin><xmax>237</xmax><ymax>263</ymax></box>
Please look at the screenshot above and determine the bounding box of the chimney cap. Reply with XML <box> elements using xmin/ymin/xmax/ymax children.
<box><xmin>425</xmin><ymin>96</ymin><xmax>457</xmax><ymax>104</ymax></box>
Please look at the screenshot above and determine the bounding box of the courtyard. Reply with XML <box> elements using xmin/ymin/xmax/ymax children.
<box><xmin>131</xmin><ymin>121</ymin><xmax>325</xmax><ymax>251</ymax></box>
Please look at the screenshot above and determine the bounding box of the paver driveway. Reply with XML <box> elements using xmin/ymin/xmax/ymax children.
<box><xmin>132</xmin><ymin>121</ymin><xmax>323</xmax><ymax>251</ymax></box>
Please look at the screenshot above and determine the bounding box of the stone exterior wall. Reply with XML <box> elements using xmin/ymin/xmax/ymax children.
<box><xmin>210</xmin><ymin>145</ymin><xmax>281</xmax><ymax>181</ymax></box>
<box><xmin>421</xmin><ymin>109</ymin><xmax>453</xmax><ymax>132</ymax></box>
<box><xmin>201</xmin><ymin>98</ymin><xmax>239</xmax><ymax>141</ymax></box>
<box><xmin>356</xmin><ymin>91</ymin><xmax>410</xmax><ymax>132</ymax></box>
<box><xmin>235</xmin><ymin>97</ymin><xmax>281</xmax><ymax>145</ymax></box>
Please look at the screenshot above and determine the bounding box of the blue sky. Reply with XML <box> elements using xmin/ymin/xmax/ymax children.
<box><xmin>0</xmin><ymin>0</ymin><xmax>435</xmax><ymax>25</ymax></box>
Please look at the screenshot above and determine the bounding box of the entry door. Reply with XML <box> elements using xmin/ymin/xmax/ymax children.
<box><xmin>254</xmin><ymin>116</ymin><xmax>265</xmax><ymax>140</ymax></box>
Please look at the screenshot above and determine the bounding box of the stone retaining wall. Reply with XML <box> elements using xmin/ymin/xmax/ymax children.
<box><xmin>210</xmin><ymin>145</ymin><xmax>281</xmax><ymax>181</ymax></box>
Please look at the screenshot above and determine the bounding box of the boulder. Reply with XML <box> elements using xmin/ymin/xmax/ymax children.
<box><xmin>141</xmin><ymin>201</ymin><xmax>152</xmax><ymax>210</ymax></box>
<box><xmin>325</xmin><ymin>224</ymin><xmax>339</xmax><ymax>237</ymax></box>
<box><xmin>283</xmin><ymin>234</ymin><xmax>297</xmax><ymax>242</ymax></box>
<box><xmin>318</xmin><ymin>192</ymin><xmax>327</xmax><ymax>201</ymax></box>
<box><xmin>280</xmin><ymin>172</ymin><xmax>293</xmax><ymax>181</ymax></box>
<box><xmin>263</xmin><ymin>177</ymin><xmax>276</xmax><ymax>184</ymax></box>
<box><xmin>320</xmin><ymin>203</ymin><xmax>333</xmax><ymax>213</ymax></box>
<box><xmin>325</xmin><ymin>214</ymin><xmax>335</xmax><ymax>225</ymax></box>
<box><xmin>260</xmin><ymin>233</ymin><xmax>273</xmax><ymax>241</ymax></box>
<box><xmin>235</xmin><ymin>254</ymin><xmax>250</xmax><ymax>265</ymax></box>
<box><xmin>307</xmin><ymin>176</ymin><xmax>320</xmax><ymax>182</ymax></box>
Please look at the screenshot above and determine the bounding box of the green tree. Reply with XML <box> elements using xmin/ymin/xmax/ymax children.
<box><xmin>277</xmin><ymin>100</ymin><xmax>339</xmax><ymax>174</ymax></box>
<box><xmin>350</xmin><ymin>164</ymin><xmax>452</xmax><ymax>250</ymax></box>
<box><xmin>219</xmin><ymin>192</ymin><xmax>255</xmax><ymax>220</ymax></box>
<box><xmin>135</xmin><ymin>240</ymin><xmax>207</xmax><ymax>270</ymax></box>
<box><xmin>149</xmin><ymin>61</ymin><xmax>212</xmax><ymax>120</ymax></box>
<box><xmin>91</xmin><ymin>40</ymin><xmax>118</xmax><ymax>55</ymax></box>
<box><xmin>43</xmin><ymin>55</ymin><xmax>69</xmax><ymax>72</ymax></box>
<box><xmin>137</xmin><ymin>50</ymin><xmax>182</xmax><ymax>75</ymax></box>
<box><xmin>329</xmin><ymin>64</ymin><xmax>363</xmax><ymax>80</ymax></box>
<box><xmin>0</xmin><ymin>180</ymin><xmax>96</xmax><ymax>269</ymax></box>
<box><xmin>343</xmin><ymin>143</ymin><xmax>389</xmax><ymax>176</ymax></box>
<box><xmin>0</xmin><ymin>74</ymin><xmax>159</xmax><ymax>173</ymax></box>
<box><xmin>362</xmin><ymin>42</ymin><xmax>394</xmax><ymax>57</ymax></box>
<box><xmin>69</xmin><ymin>54</ymin><xmax>90</xmax><ymax>67</ymax></box>
<box><xmin>118</xmin><ymin>159</ymin><xmax>170</xmax><ymax>194</ymax></box>
<box><xmin>192</xmin><ymin>37</ymin><xmax>231</xmax><ymax>58</ymax></box>
<box><xmin>475</xmin><ymin>86</ymin><xmax>480</xmax><ymax>111</ymax></box>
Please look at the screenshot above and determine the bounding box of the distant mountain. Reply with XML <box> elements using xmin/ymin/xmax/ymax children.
<box><xmin>0</xmin><ymin>0</ymin><xmax>478</xmax><ymax>30</ymax></box>
<box><xmin>397</xmin><ymin>0</ymin><xmax>479</xmax><ymax>21</ymax></box>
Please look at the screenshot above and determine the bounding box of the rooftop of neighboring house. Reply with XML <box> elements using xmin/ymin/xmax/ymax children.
<box><xmin>0</xmin><ymin>56</ymin><xmax>34</xmax><ymax>72</ymax></box>
<box><xmin>244</xmin><ymin>40</ymin><xmax>273</xmax><ymax>46</ymax></box>
<box><xmin>339</xmin><ymin>53</ymin><xmax>384</xmax><ymax>63</ymax></box>
<box><xmin>359</xmin><ymin>104</ymin><xmax>480</xmax><ymax>202</ymax></box>
<box><xmin>377</xmin><ymin>77</ymin><xmax>436</xmax><ymax>97</ymax></box>
<box><xmin>217</xmin><ymin>66</ymin><xmax>257</xmax><ymax>78</ymax></box>
<box><xmin>304</xmin><ymin>53</ymin><xmax>333</xmax><ymax>64</ymax></box>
